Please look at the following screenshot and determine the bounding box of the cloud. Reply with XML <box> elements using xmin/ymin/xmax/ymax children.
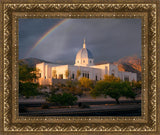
<box><xmin>19</xmin><ymin>18</ymin><xmax>141</xmax><ymax>64</ymax></box>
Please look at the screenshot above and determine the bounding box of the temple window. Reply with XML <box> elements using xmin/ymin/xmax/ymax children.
<box><xmin>95</xmin><ymin>75</ymin><xmax>98</xmax><ymax>81</ymax></box>
<box><xmin>111</xmin><ymin>70</ymin><xmax>115</xmax><ymax>76</ymax></box>
<box><xmin>124</xmin><ymin>76</ymin><xmax>129</xmax><ymax>81</ymax></box>
<box><xmin>72</xmin><ymin>73</ymin><xmax>74</xmax><ymax>79</ymax></box>
<box><xmin>59</xmin><ymin>74</ymin><xmax>63</xmax><ymax>79</ymax></box>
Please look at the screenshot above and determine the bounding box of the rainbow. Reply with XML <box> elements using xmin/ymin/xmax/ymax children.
<box><xmin>26</xmin><ymin>19</ymin><xmax>68</xmax><ymax>57</ymax></box>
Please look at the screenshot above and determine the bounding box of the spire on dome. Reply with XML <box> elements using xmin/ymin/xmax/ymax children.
<box><xmin>83</xmin><ymin>38</ymin><xmax>86</xmax><ymax>48</ymax></box>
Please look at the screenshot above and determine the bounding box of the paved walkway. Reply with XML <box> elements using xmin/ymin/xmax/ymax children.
<box><xmin>21</xmin><ymin>104</ymin><xmax>141</xmax><ymax>116</ymax></box>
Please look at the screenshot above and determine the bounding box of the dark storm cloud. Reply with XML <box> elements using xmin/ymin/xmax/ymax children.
<box><xmin>19</xmin><ymin>19</ymin><xmax>64</xmax><ymax>58</ymax></box>
<box><xmin>19</xmin><ymin>18</ymin><xmax>141</xmax><ymax>64</ymax></box>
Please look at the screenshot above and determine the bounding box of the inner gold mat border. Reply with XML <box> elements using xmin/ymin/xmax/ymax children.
<box><xmin>0</xmin><ymin>0</ymin><xmax>159</xmax><ymax>133</ymax></box>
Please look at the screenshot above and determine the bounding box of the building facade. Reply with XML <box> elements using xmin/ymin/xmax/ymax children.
<box><xmin>36</xmin><ymin>40</ymin><xmax>137</xmax><ymax>85</ymax></box>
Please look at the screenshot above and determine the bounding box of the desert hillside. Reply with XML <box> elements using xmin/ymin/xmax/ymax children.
<box><xmin>114</xmin><ymin>56</ymin><xmax>141</xmax><ymax>81</ymax></box>
<box><xmin>19</xmin><ymin>57</ymin><xmax>55</xmax><ymax>67</ymax></box>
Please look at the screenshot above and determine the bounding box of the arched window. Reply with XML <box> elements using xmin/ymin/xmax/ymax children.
<box><xmin>77</xmin><ymin>60</ymin><xmax>79</xmax><ymax>63</ymax></box>
<box><xmin>87</xmin><ymin>73</ymin><xmax>89</xmax><ymax>78</ymax></box>
<box><xmin>83</xmin><ymin>60</ymin><xmax>85</xmax><ymax>63</ymax></box>
<box><xmin>90</xmin><ymin>60</ymin><xmax>92</xmax><ymax>63</ymax></box>
<box><xmin>59</xmin><ymin>74</ymin><xmax>63</xmax><ymax>79</ymax></box>
<box><xmin>111</xmin><ymin>70</ymin><xmax>115</xmax><ymax>76</ymax></box>
<box><xmin>95</xmin><ymin>75</ymin><xmax>98</xmax><ymax>81</ymax></box>
<box><xmin>72</xmin><ymin>73</ymin><xmax>74</xmax><ymax>79</ymax></box>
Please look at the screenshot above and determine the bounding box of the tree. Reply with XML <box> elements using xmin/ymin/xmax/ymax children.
<box><xmin>103</xmin><ymin>74</ymin><xmax>121</xmax><ymax>83</ymax></box>
<box><xmin>76</xmin><ymin>70</ymin><xmax>81</xmax><ymax>80</ymax></box>
<box><xmin>65</xmin><ymin>69</ymin><xmax>69</xmax><ymax>79</ymax></box>
<box><xmin>65</xmin><ymin>80</ymin><xmax>83</xmax><ymax>96</ymax></box>
<box><xmin>131</xmin><ymin>81</ymin><xmax>141</xmax><ymax>90</ymax></box>
<box><xmin>19</xmin><ymin>62</ymin><xmax>38</xmax><ymax>82</ymax></box>
<box><xmin>90</xmin><ymin>80</ymin><xmax>136</xmax><ymax>104</ymax></box>
<box><xmin>19</xmin><ymin>62</ymin><xmax>39</xmax><ymax>98</ymax></box>
<box><xmin>103</xmin><ymin>82</ymin><xmax>123</xmax><ymax>104</ymax></box>
<box><xmin>90</xmin><ymin>80</ymin><xmax>110</xmax><ymax>98</ymax></box>
<box><xmin>47</xmin><ymin>92</ymin><xmax>77</xmax><ymax>106</ymax></box>
<box><xmin>131</xmin><ymin>81</ymin><xmax>141</xmax><ymax>95</ymax></box>
<box><xmin>52</xmin><ymin>70</ymin><xmax>57</xmax><ymax>79</ymax></box>
<box><xmin>78</xmin><ymin>77</ymin><xmax>93</xmax><ymax>91</ymax></box>
<box><xmin>67</xmin><ymin>87</ymin><xmax>83</xmax><ymax>97</ymax></box>
<box><xmin>19</xmin><ymin>82</ymin><xmax>39</xmax><ymax>98</ymax></box>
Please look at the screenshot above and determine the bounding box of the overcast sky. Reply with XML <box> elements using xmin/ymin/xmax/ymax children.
<box><xmin>19</xmin><ymin>18</ymin><xmax>141</xmax><ymax>64</ymax></box>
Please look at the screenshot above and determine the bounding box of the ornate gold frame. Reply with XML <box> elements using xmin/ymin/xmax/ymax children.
<box><xmin>0</xmin><ymin>0</ymin><xmax>160</xmax><ymax>134</ymax></box>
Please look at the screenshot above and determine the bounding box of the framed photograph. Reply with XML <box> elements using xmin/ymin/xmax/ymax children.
<box><xmin>0</xmin><ymin>0</ymin><xmax>160</xmax><ymax>134</ymax></box>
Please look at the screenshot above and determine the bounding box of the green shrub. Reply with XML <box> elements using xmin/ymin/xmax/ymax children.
<box><xmin>47</xmin><ymin>92</ymin><xmax>77</xmax><ymax>106</ymax></box>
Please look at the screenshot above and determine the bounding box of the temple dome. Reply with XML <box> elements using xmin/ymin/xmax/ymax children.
<box><xmin>75</xmin><ymin>39</ymin><xmax>93</xmax><ymax>60</ymax></box>
<box><xmin>75</xmin><ymin>39</ymin><xmax>94</xmax><ymax>66</ymax></box>
<box><xmin>76</xmin><ymin>48</ymin><xmax>93</xmax><ymax>59</ymax></box>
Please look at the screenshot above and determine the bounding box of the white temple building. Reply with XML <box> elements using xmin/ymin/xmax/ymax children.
<box><xmin>36</xmin><ymin>40</ymin><xmax>137</xmax><ymax>85</ymax></box>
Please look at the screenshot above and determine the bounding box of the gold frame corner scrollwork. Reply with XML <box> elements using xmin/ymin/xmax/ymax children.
<box><xmin>0</xmin><ymin>0</ymin><xmax>160</xmax><ymax>134</ymax></box>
